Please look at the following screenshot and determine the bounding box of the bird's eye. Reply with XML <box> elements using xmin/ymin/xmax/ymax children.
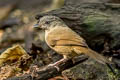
<box><xmin>45</xmin><ymin>21</ymin><xmax>50</xmax><ymax>24</ymax></box>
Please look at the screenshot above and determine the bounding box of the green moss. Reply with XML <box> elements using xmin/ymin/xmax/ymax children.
<box><xmin>83</xmin><ymin>13</ymin><xmax>109</xmax><ymax>32</ymax></box>
<box><xmin>106</xmin><ymin>65</ymin><xmax>120</xmax><ymax>80</ymax></box>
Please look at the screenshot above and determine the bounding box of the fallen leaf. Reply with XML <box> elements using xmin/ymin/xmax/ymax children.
<box><xmin>0</xmin><ymin>44</ymin><xmax>29</xmax><ymax>66</ymax></box>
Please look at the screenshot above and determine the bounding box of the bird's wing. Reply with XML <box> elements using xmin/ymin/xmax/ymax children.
<box><xmin>46</xmin><ymin>26</ymin><xmax>88</xmax><ymax>48</ymax></box>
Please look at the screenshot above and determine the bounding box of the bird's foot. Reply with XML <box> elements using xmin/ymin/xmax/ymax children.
<box><xmin>47</xmin><ymin>57</ymin><xmax>68</xmax><ymax>71</ymax></box>
<box><xmin>48</xmin><ymin>63</ymin><xmax>60</xmax><ymax>71</ymax></box>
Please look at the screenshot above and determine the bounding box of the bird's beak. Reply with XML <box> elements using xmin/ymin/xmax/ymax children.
<box><xmin>33</xmin><ymin>24</ymin><xmax>39</xmax><ymax>28</ymax></box>
<box><xmin>33</xmin><ymin>23</ymin><xmax>42</xmax><ymax>30</ymax></box>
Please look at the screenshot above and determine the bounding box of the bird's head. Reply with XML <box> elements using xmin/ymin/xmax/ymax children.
<box><xmin>33</xmin><ymin>15</ymin><xmax>64</xmax><ymax>30</ymax></box>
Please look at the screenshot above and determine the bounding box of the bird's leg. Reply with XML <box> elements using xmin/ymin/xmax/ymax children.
<box><xmin>48</xmin><ymin>55</ymin><xmax>68</xmax><ymax>71</ymax></box>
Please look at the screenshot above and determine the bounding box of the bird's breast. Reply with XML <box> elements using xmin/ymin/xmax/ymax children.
<box><xmin>45</xmin><ymin>26</ymin><xmax>59</xmax><ymax>48</ymax></box>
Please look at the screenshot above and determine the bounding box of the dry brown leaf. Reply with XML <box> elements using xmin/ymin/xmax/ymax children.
<box><xmin>0</xmin><ymin>44</ymin><xmax>29</xmax><ymax>66</ymax></box>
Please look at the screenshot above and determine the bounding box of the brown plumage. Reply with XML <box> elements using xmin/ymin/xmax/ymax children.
<box><xmin>34</xmin><ymin>15</ymin><xmax>115</xmax><ymax>74</ymax></box>
<box><xmin>45</xmin><ymin>24</ymin><xmax>110</xmax><ymax>64</ymax></box>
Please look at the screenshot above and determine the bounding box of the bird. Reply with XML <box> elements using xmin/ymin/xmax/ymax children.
<box><xmin>33</xmin><ymin>15</ymin><xmax>115</xmax><ymax>74</ymax></box>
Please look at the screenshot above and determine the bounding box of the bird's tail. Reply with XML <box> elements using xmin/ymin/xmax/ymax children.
<box><xmin>74</xmin><ymin>47</ymin><xmax>111</xmax><ymax>64</ymax></box>
<box><xmin>84</xmin><ymin>48</ymin><xmax>117</xmax><ymax>75</ymax></box>
<box><xmin>74</xmin><ymin>47</ymin><xmax>116</xmax><ymax>75</ymax></box>
<box><xmin>86</xmin><ymin>48</ymin><xmax>111</xmax><ymax>64</ymax></box>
